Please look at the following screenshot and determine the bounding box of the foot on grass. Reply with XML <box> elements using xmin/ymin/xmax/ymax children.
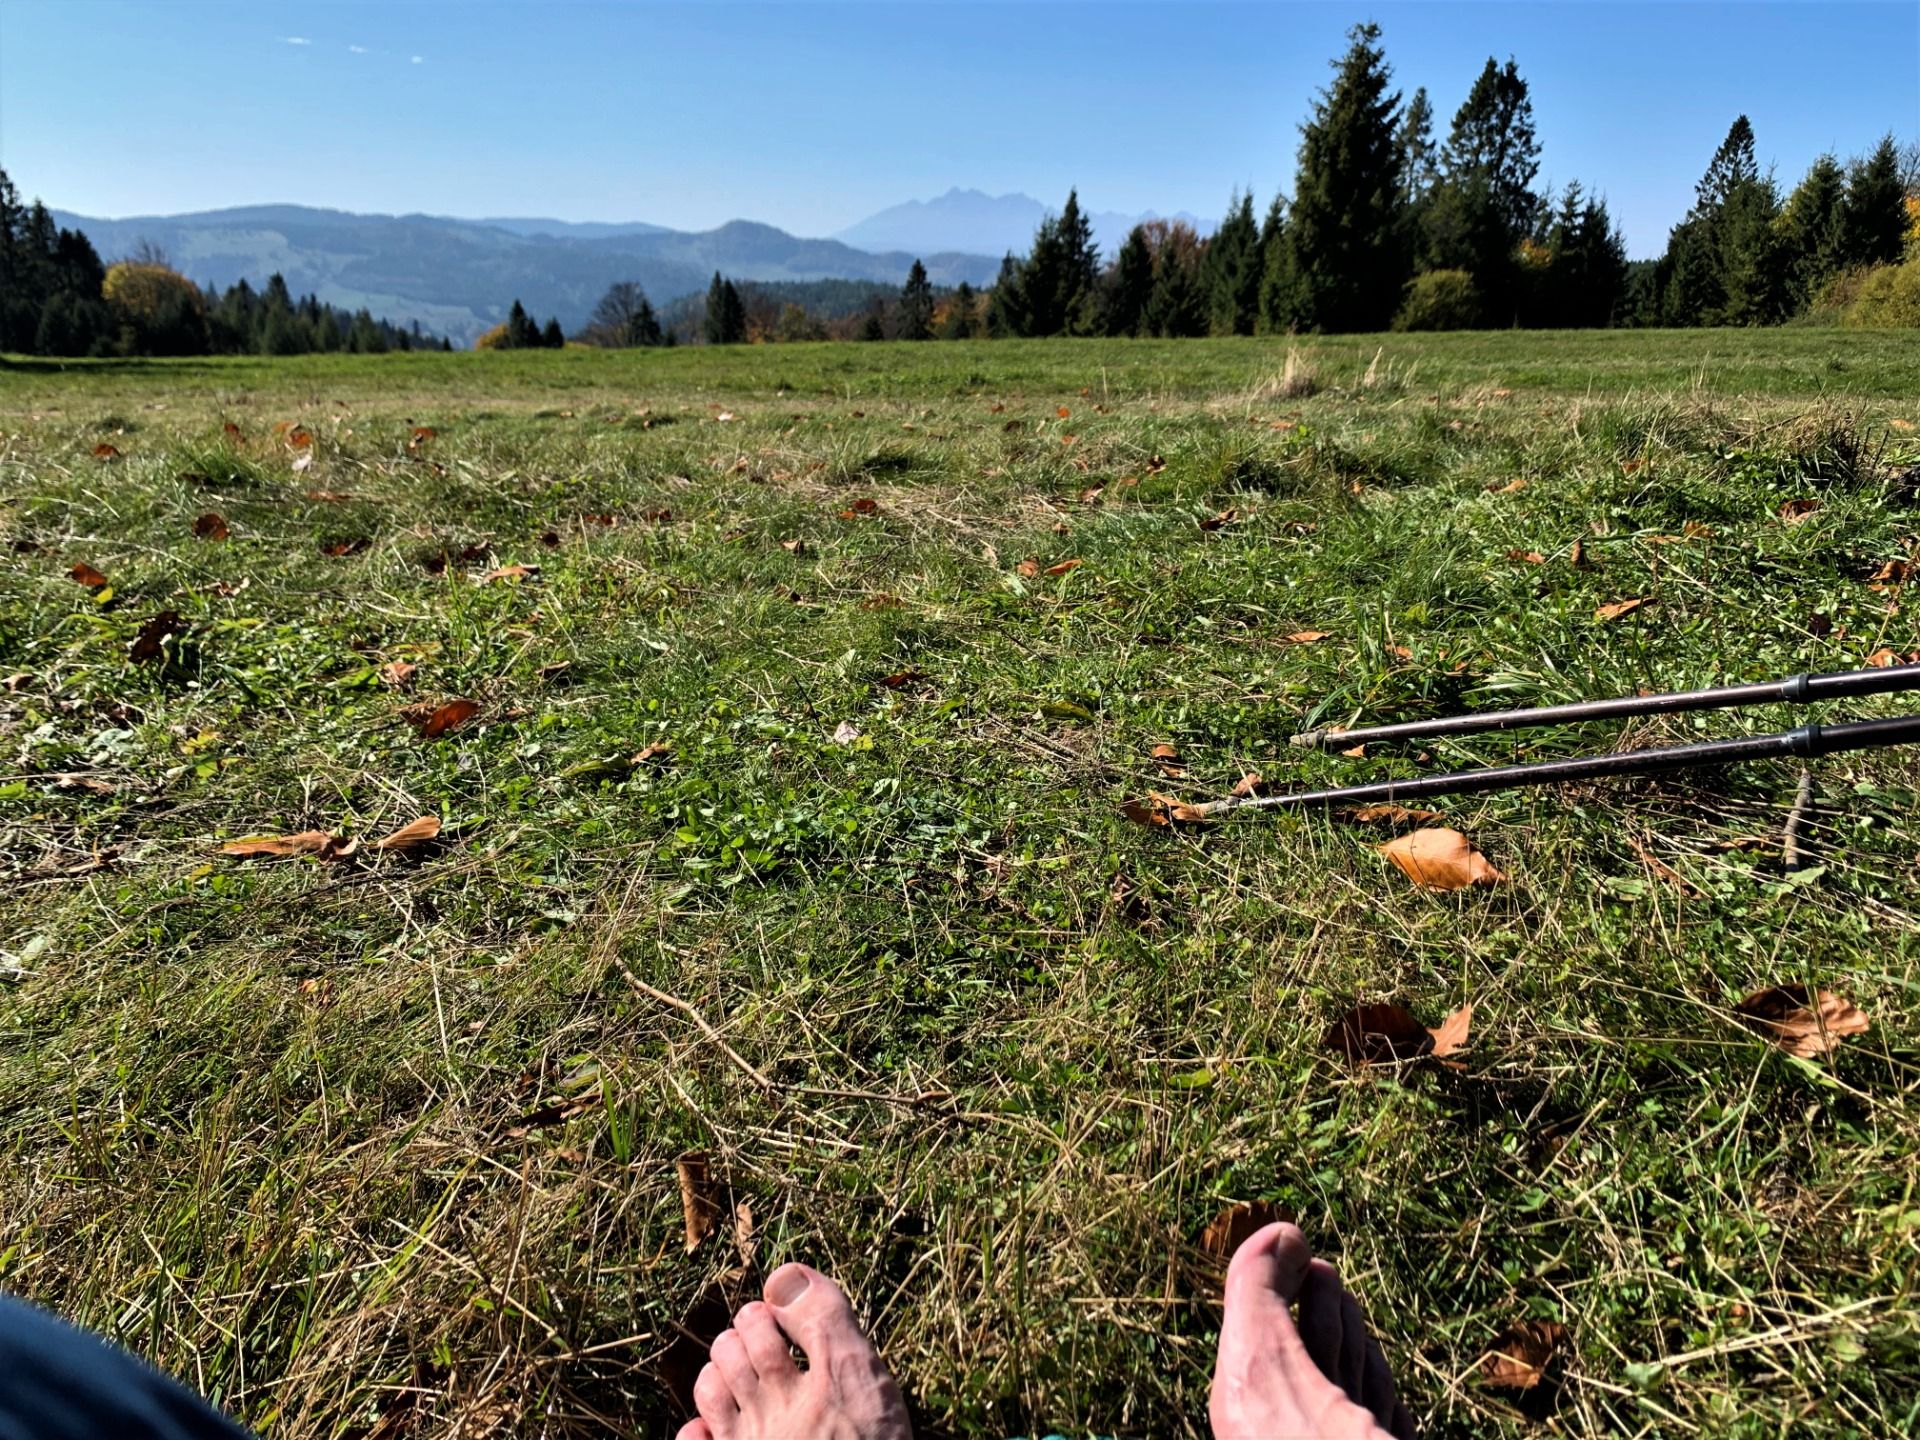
<box><xmin>1209</xmin><ymin>1221</ymin><xmax>1416</xmax><ymax>1440</ymax></box>
<box><xmin>675</xmin><ymin>1262</ymin><xmax>912</xmax><ymax>1440</ymax></box>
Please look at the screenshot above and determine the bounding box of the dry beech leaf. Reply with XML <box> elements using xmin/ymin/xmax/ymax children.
<box><xmin>1734</xmin><ymin>984</ymin><xmax>1869</xmax><ymax>1058</ymax></box>
<box><xmin>1569</xmin><ymin>538</ymin><xmax>1592</xmax><ymax>569</ymax></box>
<box><xmin>92</xmin><ymin>442</ymin><xmax>121</xmax><ymax>460</ymax></box>
<box><xmin>631</xmin><ymin>740</ymin><xmax>673</xmax><ymax>764</ymax></box>
<box><xmin>1866</xmin><ymin>647</ymin><xmax>1920</xmax><ymax>668</ymax></box>
<box><xmin>222</xmin><ymin>421</ymin><xmax>244</xmax><ymax>440</ymax></box>
<box><xmin>1045</xmin><ymin>557</ymin><xmax>1082</xmax><ymax>576</ymax></box>
<box><xmin>1199</xmin><ymin>1200</ymin><xmax>1297</xmax><ymax>1261</ymax></box>
<box><xmin>1478</xmin><ymin>1320</ymin><xmax>1566</xmax><ymax>1390</ymax></box>
<box><xmin>1151</xmin><ymin>742</ymin><xmax>1183</xmax><ymax>777</ymax></box>
<box><xmin>69</xmin><ymin>562</ymin><xmax>109</xmax><ymax>588</ymax></box>
<box><xmin>677</xmin><ymin>1151</ymin><xmax>721</xmax><ymax>1253</ymax></box>
<box><xmin>411</xmin><ymin>425</ymin><xmax>438</xmax><ymax>442</ymax></box>
<box><xmin>1489</xmin><ymin>478</ymin><xmax>1526</xmax><ymax>495</ymax></box>
<box><xmin>1121</xmin><ymin>792</ymin><xmax>1211</xmax><ymax>829</ymax></box>
<box><xmin>1595</xmin><ymin>597</ymin><xmax>1647</xmax><ymax>622</ymax></box>
<box><xmin>1376</xmin><ymin>828</ymin><xmax>1505</xmax><ymax>889</ymax></box>
<box><xmin>1284</xmin><ymin>630</ymin><xmax>1330</xmax><ymax>644</ymax></box>
<box><xmin>1504</xmin><ymin>549</ymin><xmax>1545</xmax><ymax>565</ymax></box>
<box><xmin>880</xmin><ymin>669</ymin><xmax>926</xmax><ymax>689</ymax></box>
<box><xmin>1199</xmin><ymin>508</ymin><xmax>1237</xmax><ymax>531</ymax></box>
<box><xmin>779</xmin><ymin>538</ymin><xmax>808</xmax><ymax>554</ymax></box>
<box><xmin>1340</xmin><ymin>743</ymin><xmax>1368</xmax><ymax>759</ymax></box>
<box><xmin>1324</xmin><ymin>1001</ymin><xmax>1472</xmax><ymax>1064</ymax></box>
<box><xmin>832</xmin><ymin>720</ymin><xmax>860</xmax><ymax>746</ymax></box>
<box><xmin>287</xmin><ymin>425</ymin><xmax>313</xmax><ymax>448</ymax></box>
<box><xmin>1343</xmin><ymin>804</ymin><xmax>1447</xmax><ymax>826</ymax></box>
<box><xmin>1230</xmin><ymin>772</ymin><xmax>1269</xmax><ymax>799</ymax></box>
<box><xmin>220</xmin><ymin>830</ymin><xmax>352</xmax><ymax>861</ymax></box>
<box><xmin>1055</xmin><ymin>405</ymin><xmax>1071</xmax><ymax>419</ymax></box>
<box><xmin>839</xmin><ymin>497</ymin><xmax>880</xmax><ymax>519</ymax></box>
<box><xmin>379</xmin><ymin>660</ymin><xmax>417</xmax><ymax>689</ymax></box>
<box><xmin>372</xmin><ymin>815</ymin><xmax>441</xmax><ymax>853</ymax></box>
<box><xmin>1778</xmin><ymin>498</ymin><xmax>1821</xmax><ymax>526</ymax></box>
<box><xmin>989</xmin><ymin>402</ymin><xmax>1005</xmax><ymax>414</ymax></box>
<box><xmin>1079</xmin><ymin>485</ymin><xmax>1104</xmax><ymax>504</ymax></box>
<box><xmin>1867</xmin><ymin>558</ymin><xmax>1913</xmax><ymax>592</ymax></box>
<box><xmin>129</xmin><ymin>611</ymin><xmax>186</xmax><ymax>662</ymax></box>
<box><xmin>192</xmin><ymin>512</ymin><xmax>229</xmax><ymax>541</ymax></box>
<box><xmin>320</xmin><ymin>538</ymin><xmax>367</xmax><ymax>558</ymax></box>
<box><xmin>417</xmin><ymin>698</ymin><xmax>480</xmax><ymax>738</ymax></box>
<box><xmin>1015</xmin><ymin>558</ymin><xmax>1041</xmax><ymax>578</ymax></box>
<box><xmin>478</xmin><ymin>563</ymin><xmax>538</xmax><ymax>584</ymax></box>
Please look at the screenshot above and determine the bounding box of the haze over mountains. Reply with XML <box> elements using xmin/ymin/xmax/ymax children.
<box><xmin>47</xmin><ymin>190</ymin><xmax>1212</xmax><ymax>345</ymax></box>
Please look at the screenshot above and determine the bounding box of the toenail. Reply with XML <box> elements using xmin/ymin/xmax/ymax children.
<box><xmin>765</xmin><ymin>1265</ymin><xmax>812</xmax><ymax>1307</ymax></box>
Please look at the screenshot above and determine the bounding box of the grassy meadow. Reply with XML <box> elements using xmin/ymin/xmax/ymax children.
<box><xmin>2</xmin><ymin>329</ymin><xmax>1918</xmax><ymax>1439</ymax></box>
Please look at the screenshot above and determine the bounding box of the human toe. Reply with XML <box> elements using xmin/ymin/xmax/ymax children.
<box><xmin>764</xmin><ymin>1262</ymin><xmax>864</xmax><ymax>1355</ymax></box>
<box><xmin>734</xmin><ymin>1300</ymin><xmax>799</xmax><ymax>1387</ymax></box>
<box><xmin>692</xmin><ymin>1360</ymin><xmax>740</xmax><ymax>1438</ymax></box>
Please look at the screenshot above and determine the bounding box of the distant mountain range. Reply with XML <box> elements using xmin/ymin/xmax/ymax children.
<box><xmin>50</xmin><ymin>204</ymin><xmax>1005</xmax><ymax>345</ymax></box>
<box><xmin>49</xmin><ymin>190</ymin><xmax>1215</xmax><ymax>346</ymax></box>
<box><xmin>834</xmin><ymin>188</ymin><xmax>1216</xmax><ymax>267</ymax></box>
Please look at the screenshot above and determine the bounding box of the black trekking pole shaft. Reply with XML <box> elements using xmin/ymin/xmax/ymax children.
<box><xmin>1201</xmin><ymin>714</ymin><xmax>1920</xmax><ymax>815</ymax></box>
<box><xmin>1292</xmin><ymin>664</ymin><xmax>1920</xmax><ymax>751</ymax></box>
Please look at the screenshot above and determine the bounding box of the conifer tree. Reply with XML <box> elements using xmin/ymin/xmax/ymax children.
<box><xmin>505</xmin><ymin>299</ymin><xmax>538</xmax><ymax>348</ymax></box>
<box><xmin>1779</xmin><ymin>154</ymin><xmax>1848</xmax><ymax>304</ymax></box>
<box><xmin>987</xmin><ymin>253</ymin><xmax>1029</xmax><ymax>337</ymax></box>
<box><xmin>1203</xmin><ymin>192</ymin><xmax>1261</xmax><ymax>335</ymax></box>
<box><xmin>940</xmin><ymin>281</ymin><xmax>977</xmax><ymax>338</ymax></box>
<box><xmin>1105</xmin><ymin>226</ymin><xmax>1154</xmax><ymax>337</ymax></box>
<box><xmin>541</xmin><ymin>316</ymin><xmax>565</xmax><ymax>347</ymax></box>
<box><xmin>860</xmin><ymin>303</ymin><xmax>887</xmax><ymax>341</ymax></box>
<box><xmin>703</xmin><ymin>274</ymin><xmax>746</xmax><ymax>344</ymax></box>
<box><xmin>1143</xmin><ymin>224</ymin><xmax>1208</xmax><ymax>337</ymax></box>
<box><xmin>1282</xmin><ymin>23</ymin><xmax>1408</xmax><ymax>331</ymax></box>
<box><xmin>1841</xmin><ymin>135</ymin><xmax>1908</xmax><ymax>269</ymax></box>
<box><xmin>898</xmin><ymin>259</ymin><xmax>934</xmax><ymax>339</ymax></box>
<box><xmin>1425</xmin><ymin>58</ymin><xmax>1542</xmax><ymax>325</ymax></box>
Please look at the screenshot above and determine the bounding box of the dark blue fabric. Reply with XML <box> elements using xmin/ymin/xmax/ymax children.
<box><xmin>0</xmin><ymin>1293</ymin><xmax>255</xmax><ymax>1440</ymax></box>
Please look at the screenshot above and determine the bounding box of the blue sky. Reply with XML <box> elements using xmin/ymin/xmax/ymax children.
<box><xmin>1</xmin><ymin>1</ymin><xmax>1913</xmax><ymax>257</ymax></box>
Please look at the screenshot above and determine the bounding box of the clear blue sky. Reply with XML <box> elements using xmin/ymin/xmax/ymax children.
<box><xmin>1</xmin><ymin>1</ymin><xmax>1913</xmax><ymax>257</ymax></box>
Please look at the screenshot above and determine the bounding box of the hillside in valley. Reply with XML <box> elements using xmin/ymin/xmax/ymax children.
<box><xmin>51</xmin><ymin>204</ymin><xmax>1003</xmax><ymax>345</ymax></box>
<box><xmin>835</xmin><ymin>187</ymin><xmax>1215</xmax><ymax>265</ymax></box>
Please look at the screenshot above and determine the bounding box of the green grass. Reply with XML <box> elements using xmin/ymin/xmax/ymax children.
<box><xmin>3</xmin><ymin>330</ymin><xmax>1918</xmax><ymax>1439</ymax></box>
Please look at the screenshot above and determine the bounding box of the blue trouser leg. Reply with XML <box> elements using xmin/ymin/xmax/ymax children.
<box><xmin>0</xmin><ymin>1293</ymin><xmax>255</xmax><ymax>1440</ymax></box>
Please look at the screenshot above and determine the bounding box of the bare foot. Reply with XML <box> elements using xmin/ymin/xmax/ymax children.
<box><xmin>1209</xmin><ymin>1222</ymin><xmax>1416</xmax><ymax>1440</ymax></box>
<box><xmin>675</xmin><ymin>1262</ymin><xmax>912</xmax><ymax>1440</ymax></box>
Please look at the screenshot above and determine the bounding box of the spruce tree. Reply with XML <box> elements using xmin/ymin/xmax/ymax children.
<box><xmin>1716</xmin><ymin>177</ymin><xmax>1787</xmax><ymax>325</ymax></box>
<box><xmin>1397</xmin><ymin>88</ymin><xmax>1438</xmax><ymax>203</ymax></box>
<box><xmin>1203</xmin><ymin>192</ymin><xmax>1261</xmax><ymax>335</ymax></box>
<box><xmin>1143</xmin><ymin>225</ymin><xmax>1208</xmax><ymax>337</ymax></box>
<box><xmin>505</xmin><ymin>299</ymin><xmax>537</xmax><ymax>348</ymax></box>
<box><xmin>704</xmin><ymin>274</ymin><xmax>747</xmax><ymax>344</ymax></box>
<box><xmin>898</xmin><ymin>259</ymin><xmax>934</xmax><ymax>340</ymax></box>
<box><xmin>1779</xmin><ymin>155</ymin><xmax>1849</xmax><ymax>304</ymax></box>
<box><xmin>860</xmin><ymin>304</ymin><xmax>887</xmax><ymax>341</ymax></box>
<box><xmin>1426</xmin><ymin>57</ymin><xmax>1542</xmax><ymax>325</ymax></box>
<box><xmin>987</xmin><ymin>253</ymin><xmax>1029</xmax><ymax>337</ymax></box>
<box><xmin>541</xmin><ymin>317</ymin><xmax>565</xmax><ymax>347</ymax></box>
<box><xmin>1055</xmin><ymin>189</ymin><xmax>1102</xmax><ymax>334</ymax></box>
<box><xmin>940</xmin><ymin>281</ymin><xmax>977</xmax><ymax>339</ymax></box>
<box><xmin>1542</xmin><ymin>184</ymin><xmax>1628</xmax><ymax>327</ymax></box>
<box><xmin>1283</xmin><ymin>23</ymin><xmax>1408</xmax><ymax>331</ymax></box>
<box><xmin>1841</xmin><ymin>135</ymin><xmax>1908</xmax><ymax>269</ymax></box>
<box><xmin>1105</xmin><ymin>226</ymin><xmax>1154</xmax><ymax>337</ymax></box>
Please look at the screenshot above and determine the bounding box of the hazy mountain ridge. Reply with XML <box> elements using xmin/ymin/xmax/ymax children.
<box><xmin>834</xmin><ymin>187</ymin><xmax>1215</xmax><ymax>265</ymax></box>
<box><xmin>51</xmin><ymin>205</ymin><xmax>1005</xmax><ymax>345</ymax></box>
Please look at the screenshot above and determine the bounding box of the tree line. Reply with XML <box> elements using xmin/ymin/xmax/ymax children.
<box><xmin>1</xmin><ymin>167</ymin><xmax>449</xmax><ymax>357</ymax></box>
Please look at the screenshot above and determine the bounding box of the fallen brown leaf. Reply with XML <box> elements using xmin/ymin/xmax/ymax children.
<box><xmin>320</xmin><ymin>539</ymin><xmax>368</xmax><ymax>558</ymax></box>
<box><xmin>222</xmin><ymin>421</ymin><xmax>244</xmax><ymax>441</ymax></box>
<box><xmin>416</xmin><ymin>699</ymin><xmax>481</xmax><ymax>738</ymax></box>
<box><xmin>1079</xmin><ymin>486</ymin><xmax>1104</xmax><ymax>504</ymax></box>
<box><xmin>1867</xmin><ymin>558</ymin><xmax>1912</xmax><ymax>592</ymax></box>
<box><xmin>1866</xmin><ymin>647</ymin><xmax>1919</xmax><ymax>667</ymax></box>
<box><xmin>68</xmin><ymin>562</ymin><xmax>109</xmax><ymax>588</ymax></box>
<box><xmin>1045</xmin><ymin>558</ymin><xmax>1083</xmax><ymax>576</ymax></box>
<box><xmin>372</xmin><ymin>816</ymin><xmax>441</xmax><ymax>853</ymax></box>
<box><xmin>191</xmin><ymin>512</ymin><xmax>229</xmax><ymax>541</ymax></box>
<box><xmin>839</xmin><ymin>497</ymin><xmax>880</xmax><ymax>519</ymax></box>
<box><xmin>880</xmin><ymin>669</ymin><xmax>926</xmax><ymax>689</ymax></box>
<box><xmin>1376</xmin><ymin>828</ymin><xmax>1505</xmax><ymax>889</ymax></box>
<box><xmin>779</xmin><ymin>538</ymin><xmax>809</xmax><ymax>554</ymax></box>
<box><xmin>129</xmin><ymin>611</ymin><xmax>186</xmax><ymax>662</ymax></box>
<box><xmin>1628</xmin><ymin>836</ymin><xmax>1695</xmax><ymax>893</ymax></box>
<box><xmin>1199</xmin><ymin>1200</ymin><xmax>1297</xmax><ymax>1260</ymax></box>
<box><xmin>1504</xmin><ymin>549</ymin><xmax>1545</xmax><ymax>565</ymax></box>
<box><xmin>1478</xmin><ymin>1320</ymin><xmax>1566</xmax><ymax>1390</ymax></box>
<box><xmin>1569</xmin><ymin>538</ymin><xmax>1592</xmax><ymax>569</ymax></box>
<box><xmin>1489</xmin><ymin>478</ymin><xmax>1526</xmax><ymax>495</ymax></box>
<box><xmin>1324</xmin><ymin>1001</ymin><xmax>1473</xmax><ymax>1064</ymax></box>
<box><xmin>1199</xmin><ymin>508</ymin><xmax>1237</xmax><ymax>531</ymax></box>
<box><xmin>220</xmin><ymin>831</ymin><xmax>350</xmax><ymax>860</ymax></box>
<box><xmin>1230</xmin><ymin>772</ymin><xmax>1269</xmax><ymax>799</ymax></box>
<box><xmin>631</xmin><ymin>741</ymin><xmax>673</xmax><ymax>764</ymax></box>
<box><xmin>1595</xmin><ymin>597</ymin><xmax>1647</xmax><ymax>622</ymax></box>
<box><xmin>1342</xmin><ymin>804</ymin><xmax>1447</xmax><ymax>825</ymax></box>
<box><xmin>1121</xmin><ymin>792</ymin><xmax>1211</xmax><ymax>829</ymax></box>
<box><xmin>1778</xmin><ymin>498</ymin><xmax>1822</xmax><ymax>526</ymax></box>
<box><xmin>677</xmin><ymin>1151</ymin><xmax>721</xmax><ymax>1253</ymax></box>
<box><xmin>92</xmin><ymin>442</ymin><xmax>121</xmax><ymax>460</ymax></box>
<box><xmin>379</xmin><ymin>660</ymin><xmax>418</xmax><ymax>689</ymax></box>
<box><xmin>1055</xmin><ymin>406</ymin><xmax>1071</xmax><ymax>419</ymax></box>
<box><xmin>478</xmin><ymin>563</ymin><xmax>539</xmax><ymax>584</ymax></box>
<box><xmin>1734</xmin><ymin>984</ymin><xmax>1869</xmax><ymax>1058</ymax></box>
<box><xmin>1284</xmin><ymin>630</ymin><xmax>1330</xmax><ymax>644</ymax></box>
<box><xmin>1151</xmin><ymin>742</ymin><xmax>1183</xmax><ymax>777</ymax></box>
<box><xmin>1340</xmin><ymin>743</ymin><xmax>1368</xmax><ymax>758</ymax></box>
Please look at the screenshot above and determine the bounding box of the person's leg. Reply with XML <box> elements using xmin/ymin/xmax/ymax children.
<box><xmin>1209</xmin><ymin>1222</ymin><xmax>1416</xmax><ymax>1440</ymax></box>
<box><xmin>0</xmin><ymin>1292</ymin><xmax>256</xmax><ymax>1440</ymax></box>
<box><xmin>675</xmin><ymin>1262</ymin><xmax>911</xmax><ymax>1440</ymax></box>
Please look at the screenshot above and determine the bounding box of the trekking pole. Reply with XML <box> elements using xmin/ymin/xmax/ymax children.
<box><xmin>1194</xmin><ymin>714</ymin><xmax>1920</xmax><ymax>817</ymax></box>
<box><xmin>1291</xmin><ymin>663</ymin><xmax>1920</xmax><ymax>751</ymax></box>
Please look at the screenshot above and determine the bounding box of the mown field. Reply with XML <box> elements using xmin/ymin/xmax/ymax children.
<box><xmin>2</xmin><ymin>329</ymin><xmax>1918</xmax><ymax>1440</ymax></box>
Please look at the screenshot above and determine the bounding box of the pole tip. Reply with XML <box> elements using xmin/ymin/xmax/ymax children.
<box><xmin>1289</xmin><ymin>731</ymin><xmax>1324</xmax><ymax>749</ymax></box>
